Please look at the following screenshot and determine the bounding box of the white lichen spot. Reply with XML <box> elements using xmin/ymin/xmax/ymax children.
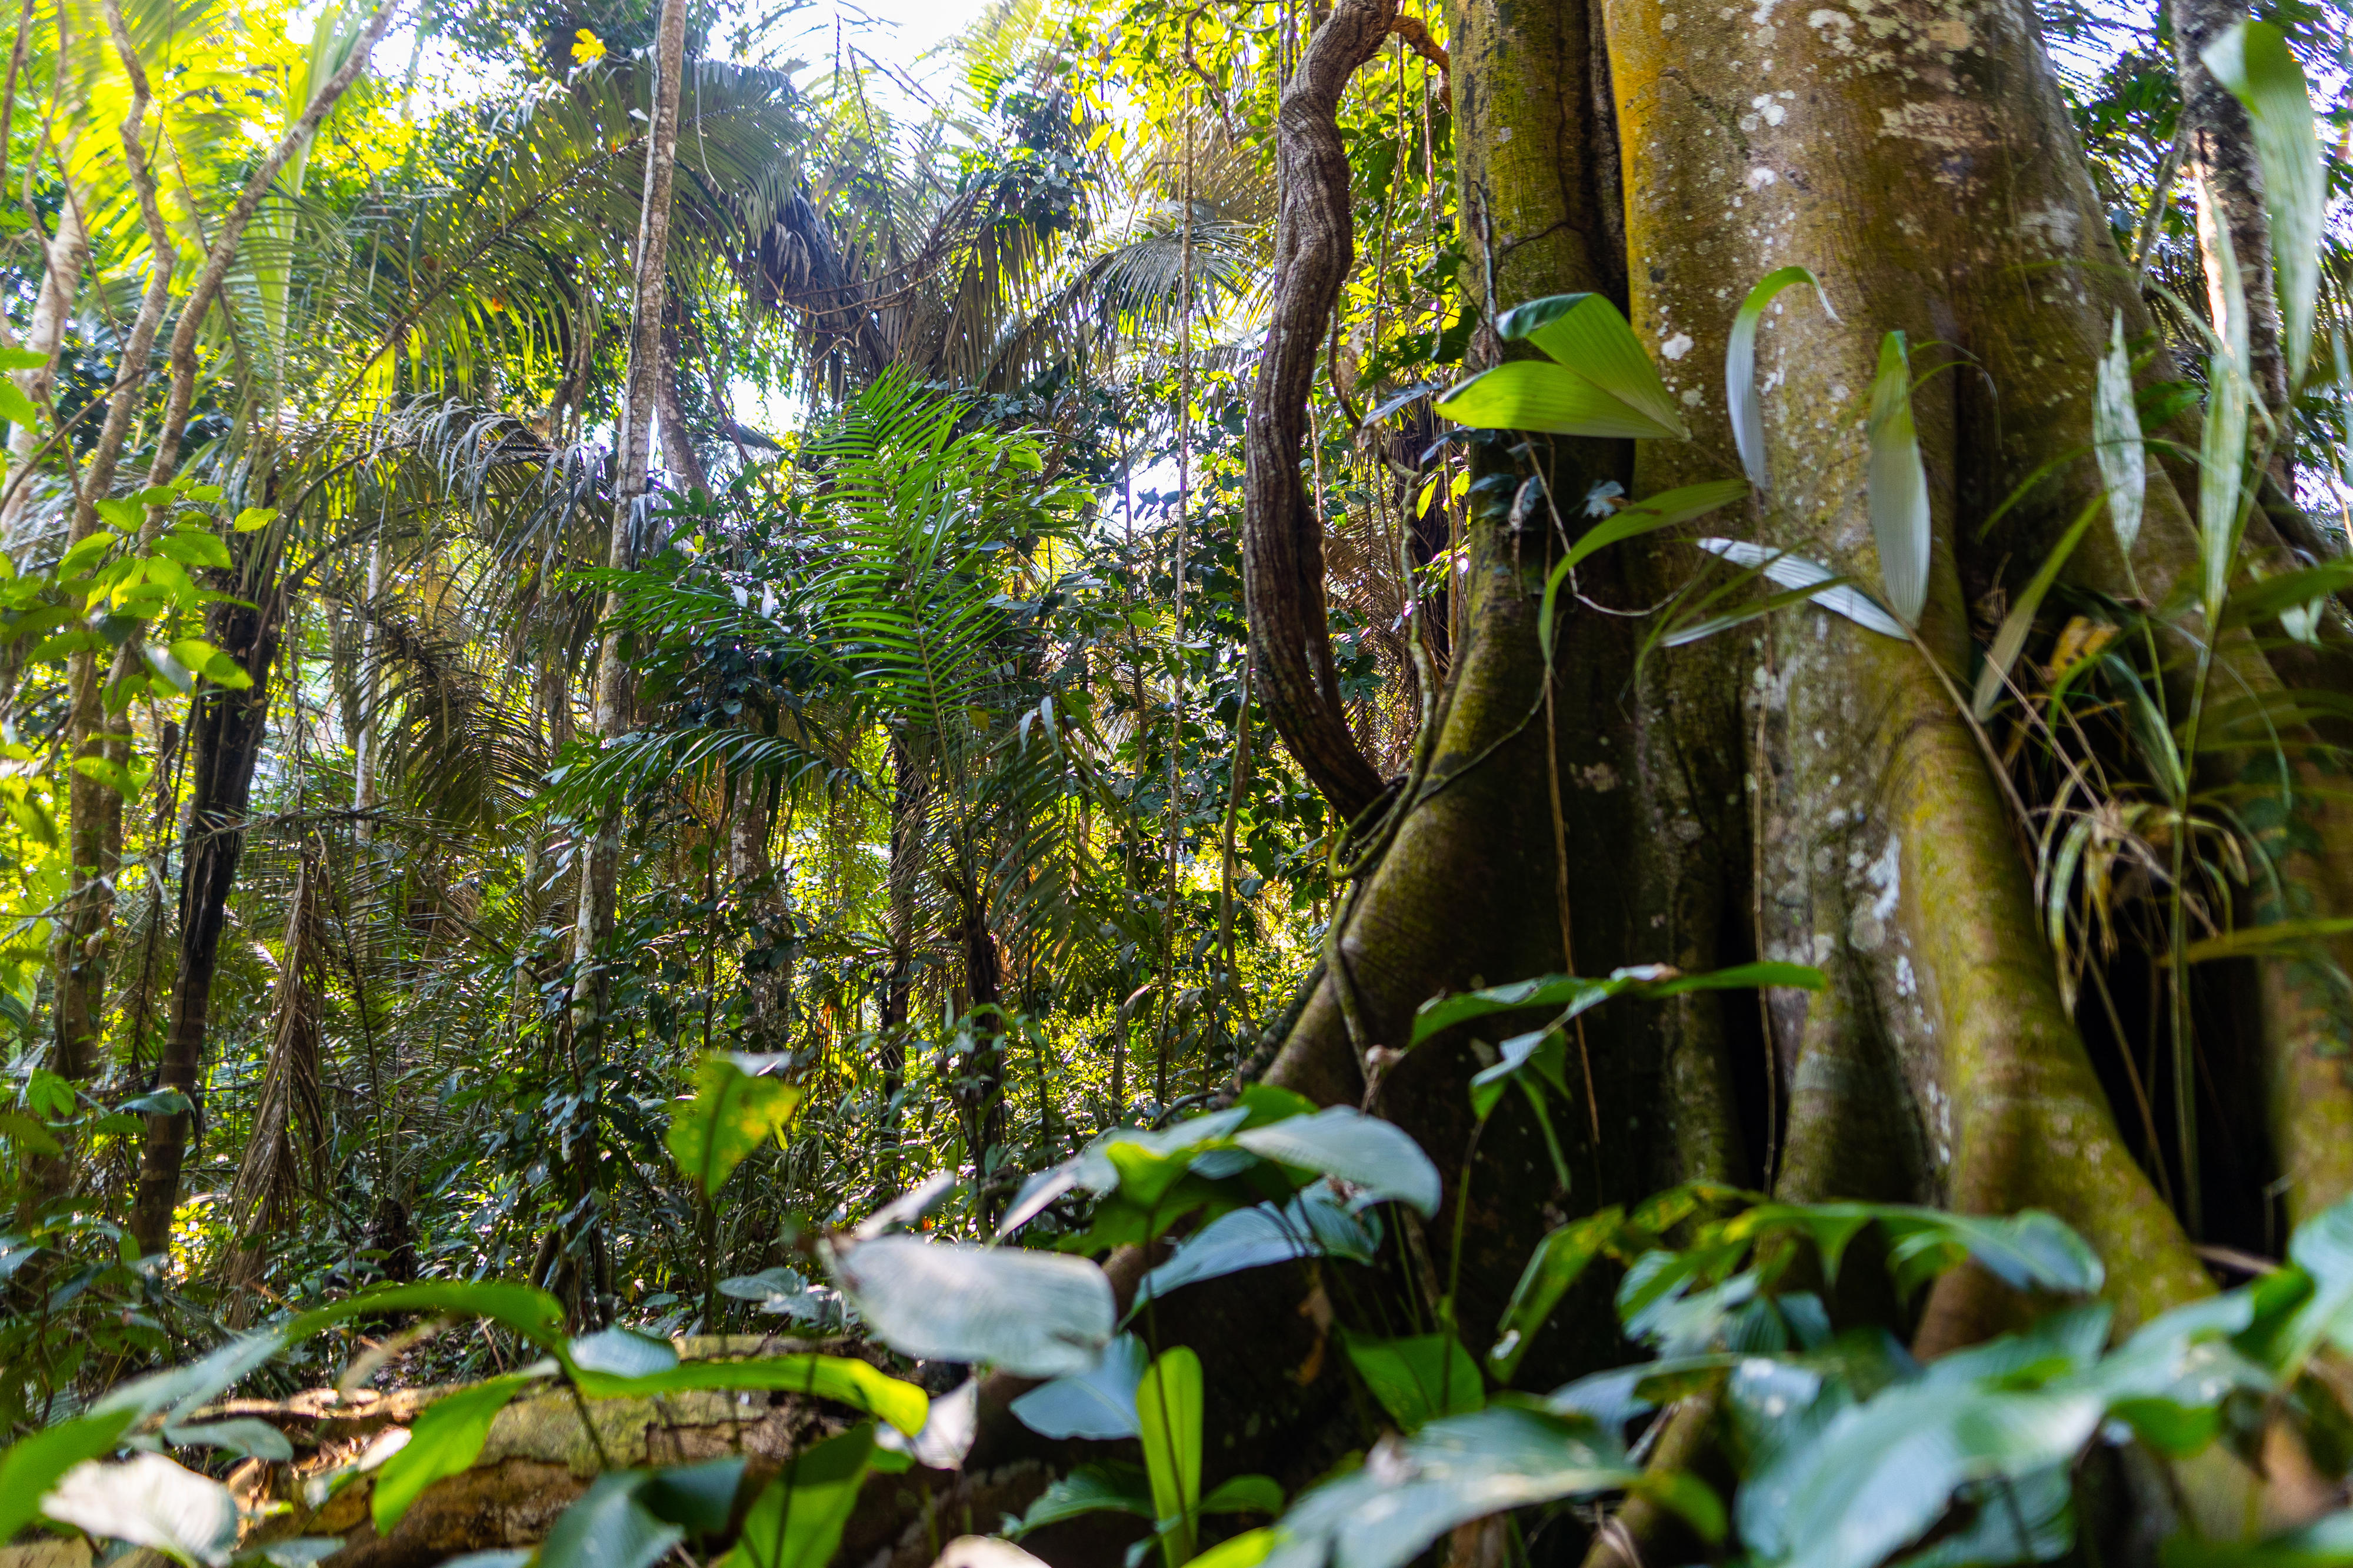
<box><xmin>2017</xmin><ymin>201</ymin><xmax>2078</xmax><ymax>255</ymax></box>
<box><xmin>1662</xmin><ymin>11</ymin><xmax>1681</xmax><ymax>28</ymax></box>
<box><xmin>1747</xmin><ymin>165</ymin><xmax>1779</xmax><ymax>191</ymax></box>
<box><xmin>1661</xmin><ymin>332</ymin><xmax>1696</xmax><ymax>360</ymax></box>
<box><xmin>1829</xmin><ymin>382</ymin><xmax>1851</xmax><ymax>402</ymax></box>
<box><xmin>1495</xmin><ymin>125</ymin><xmax>1514</xmax><ymax>145</ymax></box>
<box><xmin>1895</xmin><ymin>954</ymin><xmax>1917</xmax><ymax>997</ymax></box>
<box><xmin>1681</xmin><ymin>388</ymin><xmax>1705</xmax><ymax>406</ymax></box>
<box><xmin>1868</xmin><ymin>832</ymin><xmax>1901</xmax><ymax>921</ymax></box>
<box><xmin>1750</xmin><ymin>94</ymin><xmax>1788</xmax><ymax>125</ymax></box>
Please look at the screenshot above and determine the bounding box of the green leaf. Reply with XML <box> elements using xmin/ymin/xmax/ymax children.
<box><xmin>0</xmin><ymin>346</ymin><xmax>48</xmax><ymax>369</ymax></box>
<box><xmin>666</xmin><ymin>1053</ymin><xmax>805</xmax><ymax>1197</ymax></box>
<box><xmin>1010</xmin><ymin>1332</ymin><xmax>1147</xmax><ymax>1440</ymax></box>
<box><xmin>1200</xmin><ymin>1474</ymin><xmax>1284</xmax><ymax>1517</ymax></box>
<box><xmin>162</xmin><ymin>1419</ymin><xmax>294</xmax><ymax>1462</ymax></box>
<box><xmin>538</xmin><ymin>1472</ymin><xmax>684</xmax><ymax>1568</ymax></box>
<box><xmin>2205</xmin><ymin>22</ymin><xmax>2324</xmax><ymax>384</ymax></box>
<box><xmin>1491</xmin><ymin>1209</ymin><xmax>1624</xmax><ymax>1382</ymax></box>
<box><xmin>1971</xmin><ymin>499</ymin><xmax>2101</xmax><ymax>720</ymax></box>
<box><xmin>57</xmin><ymin>532</ymin><xmax>118</xmax><ymax>577</ymax></box>
<box><xmin>1860</xmin><ymin>1206</ymin><xmax>2106</xmax><ymax>1297</ymax></box>
<box><xmin>1232</xmin><ymin>1106</ymin><xmax>1441</xmax><ymax>1216</ymax></box>
<box><xmin>372</xmin><ymin>1371</ymin><xmax>542</xmax><ymax>1533</ymax></box>
<box><xmin>0</xmin><ymin>379</ymin><xmax>39</xmax><ymax>427</ymax></box>
<box><xmin>2164</xmin><ymin>1510</ymin><xmax>2353</xmax><ymax>1568</ymax></box>
<box><xmin>287</xmin><ymin>1280</ymin><xmax>568</xmax><ymax>1348</ymax></box>
<box><xmin>1500</xmin><ymin>293</ymin><xmax>1692</xmax><ymax>438</ymax></box>
<box><xmin>1867</xmin><ymin>331</ymin><xmax>1932</xmax><ymax>628</ymax></box>
<box><xmin>1629</xmin><ymin>1470</ymin><xmax>1727</xmax><ymax>1544</ymax></box>
<box><xmin>1342</xmin><ymin>1332</ymin><xmax>1484</xmax><ymax>1430</ymax></box>
<box><xmin>1265</xmin><ymin>1407</ymin><xmax>1634</xmax><ymax>1568</ymax></box>
<box><xmin>568</xmin><ymin>1353</ymin><xmax>929</xmax><ymax>1435</ymax></box>
<box><xmin>2184</xmin><ymin>917</ymin><xmax>2353</xmax><ymax>963</ymax></box>
<box><xmin>1131</xmin><ymin>1188</ymin><xmax>1381</xmax><ymax>1310</ymax></box>
<box><xmin>1136</xmin><ymin>1347</ymin><xmax>1204</xmax><ymax>1565</ymax></box>
<box><xmin>1435</xmin><ymin>361</ymin><xmax>1684</xmax><ymax>440</ymax></box>
<box><xmin>1009</xmin><ymin>1462</ymin><xmax>1154</xmax><ymax>1538</ymax></box>
<box><xmin>40</xmin><ymin>1452</ymin><xmax>240</xmax><ymax>1567</ymax></box>
<box><xmin>1727</xmin><ymin>267</ymin><xmax>1834</xmax><ymax>489</ymax></box>
<box><xmin>94</xmin><ymin>498</ymin><xmax>142</xmax><ymax>532</ymax></box>
<box><xmin>641</xmin><ymin>1457</ymin><xmax>749</xmax><ymax>1533</ymax></box>
<box><xmin>0</xmin><ymin>1409</ymin><xmax>135</xmax><ymax>1540</ymax></box>
<box><xmin>95</xmin><ymin>1330</ymin><xmax>287</xmax><ymax>1423</ymax></box>
<box><xmin>155</xmin><ymin>531</ymin><xmax>232</xmax><ymax>571</ymax></box>
<box><xmin>233</xmin><ymin>508</ymin><xmax>278</xmax><ymax>533</ymax></box>
<box><xmin>2095</xmin><ymin>313</ymin><xmax>2145</xmax><ymax>559</ymax></box>
<box><xmin>2199</xmin><ymin>201</ymin><xmax>2252</xmax><ymax>617</ymax></box>
<box><xmin>568</xmin><ymin>1326</ymin><xmax>676</xmax><ymax>1379</ymax></box>
<box><xmin>826</xmin><ymin>1235</ymin><xmax>1114</xmax><ymax>1378</ymax></box>
<box><xmin>722</xmin><ymin>1424</ymin><xmax>875</xmax><ymax>1568</ymax></box>
<box><xmin>140</xmin><ymin>642</ymin><xmax>194</xmax><ymax>695</ymax></box>
<box><xmin>1414</xmin><ymin>962</ymin><xmax>1826</xmax><ymax>1047</ymax></box>
<box><xmin>0</xmin><ymin>1108</ymin><xmax>62</xmax><ymax>1155</ymax></box>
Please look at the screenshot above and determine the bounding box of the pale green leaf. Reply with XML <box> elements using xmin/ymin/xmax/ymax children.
<box><xmin>2205</xmin><ymin>21</ymin><xmax>2324</xmax><ymax>383</ymax></box>
<box><xmin>665</xmin><ymin>1053</ymin><xmax>805</xmax><ymax>1197</ymax></box>
<box><xmin>1726</xmin><ymin>267</ymin><xmax>1834</xmax><ymax>489</ymax></box>
<box><xmin>372</xmin><ymin>1372</ymin><xmax>542</xmax><ymax>1533</ymax></box>
<box><xmin>2095</xmin><ymin>313</ymin><xmax>2146</xmax><ymax>558</ymax></box>
<box><xmin>1434</xmin><ymin>362</ymin><xmax>1683</xmax><ymax>441</ymax></box>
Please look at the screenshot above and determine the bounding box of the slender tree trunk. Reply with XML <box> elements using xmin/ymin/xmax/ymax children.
<box><xmin>553</xmin><ymin>0</ymin><xmax>687</xmax><ymax>1325</ymax></box>
<box><xmin>1</xmin><ymin>186</ymin><xmax>85</xmax><ymax>549</ymax></box>
<box><xmin>727</xmin><ymin>778</ymin><xmax>789</xmax><ymax>1049</ymax></box>
<box><xmin>879</xmin><ymin>736</ymin><xmax>925</xmax><ymax>1169</ymax></box>
<box><xmin>129</xmin><ymin>546</ymin><xmax>285</xmax><ymax>1255</ymax></box>
<box><xmin>2169</xmin><ymin>0</ymin><xmax>2288</xmax><ymax>420</ymax></box>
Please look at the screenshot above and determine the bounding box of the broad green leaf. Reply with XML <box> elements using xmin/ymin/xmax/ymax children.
<box><xmin>641</xmin><ymin>1457</ymin><xmax>749</xmax><ymax>1533</ymax></box>
<box><xmin>1727</xmin><ymin>268</ymin><xmax>1834</xmax><ymax>489</ymax></box>
<box><xmin>0</xmin><ymin>1410</ymin><xmax>135</xmax><ymax>1540</ymax></box>
<box><xmin>1971</xmin><ymin>499</ymin><xmax>2101</xmax><ymax>719</ymax></box>
<box><xmin>1010</xmin><ymin>1332</ymin><xmax>1148</xmax><ymax>1440</ymax></box>
<box><xmin>2205</xmin><ymin>22</ymin><xmax>2324</xmax><ymax>383</ymax></box>
<box><xmin>1131</xmin><ymin>1188</ymin><xmax>1380</xmax><ymax>1309</ymax></box>
<box><xmin>538</xmin><ymin>1472</ymin><xmax>684</xmax><ymax>1568</ymax></box>
<box><xmin>57</xmin><ymin>532</ymin><xmax>118</xmax><ymax>577</ymax></box>
<box><xmin>1414</xmin><ymin>962</ymin><xmax>1825</xmax><ymax>1048</ymax></box>
<box><xmin>1491</xmin><ymin>1209</ymin><xmax>1624</xmax><ymax>1381</ymax></box>
<box><xmin>1202</xmin><ymin>1475</ymin><xmax>1285</xmax><ymax>1516</ymax></box>
<box><xmin>666</xmin><ymin>1053</ymin><xmax>805</xmax><ymax>1197</ymax></box>
<box><xmin>1856</xmin><ymin>1206</ymin><xmax>2105</xmax><ymax>1297</ymax></box>
<box><xmin>1137</xmin><ymin>1347</ymin><xmax>1204</xmax><ymax>1565</ymax></box>
<box><xmin>154</xmin><ymin>532</ymin><xmax>232</xmax><ymax>571</ymax></box>
<box><xmin>2095</xmin><ymin>313</ymin><xmax>2146</xmax><ymax>558</ymax></box>
<box><xmin>0</xmin><ymin>346</ymin><xmax>48</xmax><ymax>369</ymax></box>
<box><xmin>722</xmin><ymin>1424</ymin><xmax>875</xmax><ymax>1568</ymax></box>
<box><xmin>1434</xmin><ymin>361</ymin><xmax>1684</xmax><ymax>441</ymax></box>
<box><xmin>233</xmin><ymin>507</ymin><xmax>278</xmax><ymax>533</ymax></box>
<box><xmin>94</xmin><ymin>498</ymin><xmax>142</xmax><ymax>532</ymax></box>
<box><xmin>1541</xmin><ymin>480</ymin><xmax>1751</xmax><ymax>662</ymax></box>
<box><xmin>826</xmin><ymin>1235</ymin><xmax>1114</xmax><ymax>1377</ymax></box>
<box><xmin>1867</xmin><ymin>331</ymin><xmax>1932</xmax><ymax>628</ymax></box>
<box><xmin>1693</xmin><ymin>538</ymin><xmax>1908</xmax><ymax>639</ymax></box>
<box><xmin>1269</xmin><ymin>1407</ymin><xmax>1634</xmax><ymax>1568</ymax></box>
<box><xmin>41</xmin><ymin>1452</ymin><xmax>239</xmax><ymax>1567</ymax></box>
<box><xmin>1501</xmin><ymin>293</ymin><xmax>1692</xmax><ymax>438</ymax></box>
<box><xmin>372</xmin><ymin>1370</ymin><xmax>542</xmax><ymax>1533</ymax></box>
<box><xmin>140</xmin><ymin>641</ymin><xmax>194</xmax><ymax>694</ymax></box>
<box><xmin>1342</xmin><ymin>1332</ymin><xmax>1484</xmax><ymax>1430</ymax></box>
<box><xmin>288</xmin><ymin>1279</ymin><xmax>568</xmax><ymax>1348</ymax></box>
<box><xmin>1232</xmin><ymin>1107</ymin><xmax>1440</xmax><ymax>1216</ymax></box>
<box><xmin>0</xmin><ymin>379</ymin><xmax>39</xmax><ymax>427</ymax></box>
<box><xmin>1008</xmin><ymin>1462</ymin><xmax>1154</xmax><ymax>1537</ymax></box>
<box><xmin>568</xmin><ymin>1326</ymin><xmax>677</xmax><ymax>1379</ymax></box>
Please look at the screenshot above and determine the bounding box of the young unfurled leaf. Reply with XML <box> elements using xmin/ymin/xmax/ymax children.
<box><xmin>1867</xmin><ymin>331</ymin><xmax>1932</xmax><ymax>627</ymax></box>
<box><xmin>2095</xmin><ymin>313</ymin><xmax>2146</xmax><ymax>559</ymax></box>
<box><xmin>2199</xmin><ymin>188</ymin><xmax>2252</xmax><ymax>616</ymax></box>
<box><xmin>666</xmin><ymin>1053</ymin><xmax>805</xmax><ymax>1197</ymax></box>
<box><xmin>1726</xmin><ymin>268</ymin><xmax>1835</xmax><ymax>490</ymax></box>
<box><xmin>2205</xmin><ymin>22</ymin><xmax>2324</xmax><ymax>384</ymax></box>
<box><xmin>1137</xmin><ymin>1346</ymin><xmax>1204</xmax><ymax>1566</ymax></box>
<box><xmin>1691</xmin><ymin>538</ymin><xmax>1908</xmax><ymax>639</ymax></box>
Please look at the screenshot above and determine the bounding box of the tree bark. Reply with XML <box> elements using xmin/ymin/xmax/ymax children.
<box><xmin>728</xmin><ymin>778</ymin><xmax>791</xmax><ymax>1050</ymax></box>
<box><xmin>1</xmin><ymin>184</ymin><xmax>85</xmax><ymax>548</ymax></box>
